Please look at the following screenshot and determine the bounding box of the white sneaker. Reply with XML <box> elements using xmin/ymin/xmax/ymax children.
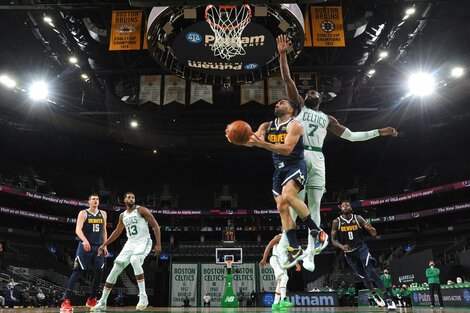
<box><xmin>302</xmin><ymin>251</ymin><xmax>315</xmax><ymax>272</ymax></box>
<box><xmin>386</xmin><ymin>299</ymin><xmax>397</xmax><ymax>310</ymax></box>
<box><xmin>372</xmin><ymin>293</ymin><xmax>386</xmax><ymax>307</ymax></box>
<box><xmin>312</xmin><ymin>230</ymin><xmax>329</xmax><ymax>254</ymax></box>
<box><xmin>282</xmin><ymin>247</ymin><xmax>307</xmax><ymax>269</ymax></box>
<box><xmin>136</xmin><ymin>294</ymin><xmax>149</xmax><ymax>311</ymax></box>
<box><xmin>90</xmin><ymin>301</ymin><xmax>107</xmax><ymax>311</ymax></box>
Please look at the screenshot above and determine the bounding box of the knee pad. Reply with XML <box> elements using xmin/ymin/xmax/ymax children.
<box><xmin>130</xmin><ymin>255</ymin><xmax>144</xmax><ymax>276</ymax></box>
<box><xmin>106</xmin><ymin>263</ymin><xmax>124</xmax><ymax>284</ymax></box>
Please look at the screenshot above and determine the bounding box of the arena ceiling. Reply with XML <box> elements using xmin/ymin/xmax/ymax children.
<box><xmin>0</xmin><ymin>0</ymin><xmax>469</xmax><ymax>155</ymax></box>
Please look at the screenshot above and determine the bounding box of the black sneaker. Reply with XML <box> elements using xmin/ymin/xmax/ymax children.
<box><xmin>282</xmin><ymin>246</ymin><xmax>307</xmax><ymax>269</ymax></box>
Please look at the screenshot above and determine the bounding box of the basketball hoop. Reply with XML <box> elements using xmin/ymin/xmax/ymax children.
<box><xmin>205</xmin><ymin>4</ymin><xmax>252</xmax><ymax>60</ymax></box>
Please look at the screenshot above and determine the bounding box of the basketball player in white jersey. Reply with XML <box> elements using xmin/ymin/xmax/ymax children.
<box><xmin>259</xmin><ymin>234</ymin><xmax>295</xmax><ymax>310</ymax></box>
<box><xmin>277</xmin><ymin>35</ymin><xmax>398</xmax><ymax>271</ymax></box>
<box><xmin>91</xmin><ymin>192</ymin><xmax>161</xmax><ymax>311</ymax></box>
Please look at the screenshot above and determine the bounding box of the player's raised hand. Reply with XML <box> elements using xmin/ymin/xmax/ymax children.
<box><xmin>379</xmin><ymin>127</ymin><xmax>398</xmax><ymax>137</ymax></box>
<box><xmin>276</xmin><ymin>35</ymin><xmax>289</xmax><ymax>54</ymax></box>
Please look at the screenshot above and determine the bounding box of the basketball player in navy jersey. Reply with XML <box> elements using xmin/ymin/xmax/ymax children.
<box><xmin>60</xmin><ymin>194</ymin><xmax>107</xmax><ymax>312</ymax></box>
<box><xmin>331</xmin><ymin>200</ymin><xmax>396</xmax><ymax>310</ymax></box>
<box><xmin>243</xmin><ymin>99</ymin><xmax>327</xmax><ymax>269</ymax></box>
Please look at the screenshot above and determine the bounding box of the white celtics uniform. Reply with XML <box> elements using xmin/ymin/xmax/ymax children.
<box><xmin>295</xmin><ymin>106</ymin><xmax>329</xmax><ymax>190</ymax></box>
<box><xmin>115</xmin><ymin>206</ymin><xmax>152</xmax><ymax>265</ymax></box>
<box><xmin>269</xmin><ymin>242</ymin><xmax>287</xmax><ymax>279</ymax></box>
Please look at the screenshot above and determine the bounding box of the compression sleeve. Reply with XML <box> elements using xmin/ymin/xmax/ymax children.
<box><xmin>340</xmin><ymin>128</ymin><xmax>380</xmax><ymax>142</ymax></box>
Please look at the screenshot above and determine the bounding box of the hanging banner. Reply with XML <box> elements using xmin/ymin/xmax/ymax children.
<box><xmin>201</xmin><ymin>263</ymin><xmax>226</xmax><ymax>306</ymax></box>
<box><xmin>306</xmin><ymin>6</ymin><xmax>345</xmax><ymax>47</ymax></box>
<box><xmin>267</xmin><ymin>75</ymin><xmax>287</xmax><ymax>104</ymax></box>
<box><xmin>190</xmin><ymin>82</ymin><xmax>213</xmax><ymax>104</ymax></box>
<box><xmin>232</xmin><ymin>263</ymin><xmax>256</xmax><ymax>295</ymax></box>
<box><xmin>109</xmin><ymin>10</ymin><xmax>142</xmax><ymax>51</ymax></box>
<box><xmin>139</xmin><ymin>75</ymin><xmax>161</xmax><ymax>104</ymax></box>
<box><xmin>164</xmin><ymin>75</ymin><xmax>186</xmax><ymax>105</ymax></box>
<box><xmin>170</xmin><ymin>263</ymin><xmax>198</xmax><ymax>307</ymax></box>
<box><xmin>142</xmin><ymin>20</ymin><xmax>148</xmax><ymax>49</ymax></box>
<box><xmin>293</xmin><ymin>73</ymin><xmax>318</xmax><ymax>98</ymax></box>
<box><xmin>259</xmin><ymin>264</ymin><xmax>277</xmax><ymax>292</ymax></box>
<box><xmin>240</xmin><ymin>81</ymin><xmax>265</xmax><ymax>105</ymax></box>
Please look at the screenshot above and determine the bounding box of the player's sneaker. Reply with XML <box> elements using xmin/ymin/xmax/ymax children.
<box><xmin>90</xmin><ymin>300</ymin><xmax>107</xmax><ymax>311</ymax></box>
<box><xmin>386</xmin><ymin>299</ymin><xmax>397</xmax><ymax>310</ymax></box>
<box><xmin>282</xmin><ymin>247</ymin><xmax>307</xmax><ymax>269</ymax></box>
<box><xmin>280</xmin><ymin>298</ymin><xmax>294</xmax><ymax>308</ymax></box>
<box><xmin>302</xmin><ymin>255</ymin><xmax>315</xmax><ymax>272</ymax></box>
<box><xmin>372</xmin><ymin>293</ymin><xmax>386</xmax><ymax>307</ymax></box>
<box><xmin>271</xmin><ymin>303</ymin><xmax>281</xmax><ymax>310</ymax></box>
<box><xmin>136</xmin><ymin>294</ymin><xmax>149</xmax><ymax>311</ymax></box>
<box><xmin>86</xmin><ymin>297</ymin><xmax>97</xmax><ymax>308</ymax></box>
<box><xmin>311</xmin><ymin>229</ymin><xmax>329</xmax><ymax>254</ymax></box>
<box><xmin>60</xmin><ymin>299</ymin><xmax>74</xmax><ymax>312</ymax></box>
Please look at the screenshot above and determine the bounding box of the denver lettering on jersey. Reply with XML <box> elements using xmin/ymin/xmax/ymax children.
<box><xmin>88</xmin><ymin>218</ymin><xmax>103</xmax><ymax>224</ymax></box>
<box><xmin>340</xmin><ymin>225</ymin><xmax>359</xmax><ymax>232</ymax></box>
<box><xmin>268</xmin><ymin>134</ymin><xmax>287</xmax><ymax>143</ymax></box>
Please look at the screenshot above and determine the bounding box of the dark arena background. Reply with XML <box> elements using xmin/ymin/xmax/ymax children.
<box><xmin>0</xmin><ymin>0</ymin><xmax>470</xmax><ymax>312</ymax></box>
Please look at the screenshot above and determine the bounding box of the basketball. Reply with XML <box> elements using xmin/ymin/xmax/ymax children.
<box><xmin>226</xmin><ymin>120</ymin><xmax>252</xmax><ymax>145</ymax></box>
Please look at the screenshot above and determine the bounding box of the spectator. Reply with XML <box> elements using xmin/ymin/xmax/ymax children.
<box><xmin>48</xmin><ymin>289</ymin><xmax>60</xmax><ymax>307</ymax></box>
<box><xmin>7</xmin><ymin>279</ymin><xmax>17</xmax><ymax>289</ymax></box>
<box><xmin>391</xmin><ymin>285</ymin><xmax>401</xmax><ymax>307</ymax></box>
<box><xmin>337</xmin><ymin>285</ymin><xmax>347</xmax><ymax>306</ymax></box>
<box><xmin>183</xmin><ymin>296</ymin><xmax>190</xmax><ymax>307</ymax></box>
<box><xmin>21</xmin><ymin>287</ymin><xmax>33</xmax><ymax>308</ymax></box>
<box><xmin>5</xmin><ymin>285</ymin><xmax>19</xmax><ymax>308</ymax></box>
<box><xmin>203</xmin><ymin>293</ymin><xmax>211</xmax><ymax>307</ymax></box>
<box><xmin>36</xmin><ymin>288</ymin><xmax>46</xmax><ymax>307</ymax></box>
<box><xmin>426</xmin><ymin>260</ymin><xmax>444</xmax><ymax>308</ymax></box>
<box><xmin>399</xmin><ymin>284</ymin><xmax>411</xmax><ymax>307</ymax></box>
<box><xmin>250</xmin><ymin>290</ymin><xmax>257</xmax><ymax>307</ymax></box>
<box><xmin>447</xmin><ymin>280</ymin><xmax>454</xmax><ymax>285</ymax></box>
<box><xmin>456</xmin><ymin>277</ymin><xmax>463</xmax><ymax>284</ymax></box>
<box><xmin>347</xmin><ymin>284</ymin><xmax>356</xmax><ymax>307</ymax></box>
<box><xmin>380</xmin><ymin>269</ymin><xmax>392</xmax><ymax>294</ymax></box>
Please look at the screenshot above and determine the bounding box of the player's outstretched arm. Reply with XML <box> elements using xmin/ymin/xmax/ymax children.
<box><xmin>139</xmin><ymin>207</ymin><xmax>162</xmax><ymax>255</ymax></box>
<box><xmin>277</xmin><ymin>35</ymin><xmax>303</xmax><ymax>106</ymax></box>
<box><xmin>98</xmin><ymin>213</ymin><xmax>125</xmax><ymax>255</ymax></box>
<box><xmin>357</xmin><ymin>215</ymin><xmax>377</xmax><ymax>236</ymax></box>
<box><xmin>259</xmin><ymin>234</ymin><xmax>281</xmax><ymax>268</ymax></box>
<box><xmin>327</xmin><ymin>115</ymin><xmax>398</xmax><ymax>141</ymax></box>
<box><xmin>101</xmin><ymin>210</ymin><xmax>109</xmax><ymax>257</ymax></box>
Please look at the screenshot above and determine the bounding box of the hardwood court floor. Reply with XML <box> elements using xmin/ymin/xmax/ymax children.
<box><xmin>0</xmin><ymin>307</ymin><xmax>467</xmax><ymax>313</ymax></box>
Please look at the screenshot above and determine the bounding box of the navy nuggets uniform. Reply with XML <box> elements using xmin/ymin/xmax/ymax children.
<box><xmin>74</xmin><ymin>209</ymin><xmax>105</xmax><ymax>270</ymax></box>
<box><xmin>266</xmin><ymin>118</ymin><xmax>307</xmax><ymax>196</ymax></box>
<box><xmin>336</xmin><ymin>215</ymin><xmax>383</xmax><ymax>288</ymax></box>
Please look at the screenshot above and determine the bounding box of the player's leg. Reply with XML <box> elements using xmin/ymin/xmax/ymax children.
<box><xmin>61</xmin><ymin>243</ymin><xmax>87</xmax><ymax>312</ymax></box>
<box><xmin>87</xmin><ymin>249</ymin><xmax>105</xmax><ymax>308</ymax></box>
<box><xmin>269</xmin><ymin>256</ymin><xmax>283</xmax><ymax>309</ymax></box>
<box><xmin>130</xmin><ymin>239</ymin><xmax>152</xmax><ymax>310</ymax></box>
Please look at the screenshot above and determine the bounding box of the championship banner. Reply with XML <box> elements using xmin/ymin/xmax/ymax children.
<box><xmin>164</xmin><ymin>75</ymin><xmax>186</xmax><ymax>105</ymax></box>
<box><xmin>109</xmin><ymin>10</ymin><xmax>142</xmax><ymax>51</ymax></box>
<box><xmin>294</xmin><ymin>73</ymin><xmax>318</xmax><ymax>98</ymax></box>
<box><xmin>201</xmin><ymin>263</ymin><xmax>226</xmax><ymax>306</ymax></box>
<box><xmin>170</xmin><ymin>263</ymin><xmax>198</xmax><ymax>307</ymax></box>
<box><xmin>259</xmin><ymin>264</ymin><xmax>277</xmax><ymax>292</ymax></box>
<box><xmin>305</xmin><ymin>6</ymin><xmax>345</xmax><ymax>47</ymax></box>
<box><xmin>190</xmin><ymin>82</ymin><xmax>213</xmax><ymax>104</ymax></box>
<box><xmin>267</xmin><ymin>75</ymin><xmax>287</xmax><ymax>104</ymax></box>
<box><xmin>232</xmin><ymin>263</ymin><xmax>256</xmax><ymax>296</ymax></box>
<box><xmin>241</xmin><ymin>81</ymin><xmax>265</xmax><ymax>105</ymax></box>
<box><xmin>139</xmin><ymin>75</ymin><xmax>161</xmax><ymax>104</ymax></box>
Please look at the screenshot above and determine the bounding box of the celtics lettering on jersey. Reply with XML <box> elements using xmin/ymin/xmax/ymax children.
<box><xmin>295</xmin><ymin>106</ymin><xmax>329</xmax><ymax>149</ymax></box>
<box><xmin>122</xmin><ymin>206</ymin><xmax>150</xmax><ymax>243</ymax></box>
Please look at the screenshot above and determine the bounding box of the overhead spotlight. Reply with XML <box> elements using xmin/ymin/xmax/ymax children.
<box><xmin>405</xmin><ymin>8</ymin><xmax>416</xmax><ymax>15</ymax></box>
<box><xmin>403</xmin><ymin>15</ymin><xmax>410</xmax><ymax>20</ymax></box>
<box><xmin>451</xmin><ymin>67</ymin><xmax>464</xmax><ymax>78</ymax></box>
<box><xmin>367</xmin><ymin>69</ymin><xmax>376</xmax><ymax>76</ymax></box>
<box><xmin>408</xmin><ymin>72</ymin><xmax>435</xmax><ymax>96</ymax></box>
<box><xmin>43</xmin><ymin>16</ymin><xmax>52</xmax><ymax>23</ymax></box>
<box><xmin>379</xmin><ymin>51</ymin><xmax>388</xmax><ymax>58</ymax></box>
<box><xmin>153</xmin><ymin>149</ymin><xmax>158</xmax><ymax>154</ymax></box>
<box><xmin>130</xmin><ymin>120</ymin><xmax>139</xmax><ymax>128</ymax></box>
<box><xmin>29</xmin><ymin>81</ymin><xmax>49</xmax><ymax>100</ymax></box>
<box><xmin>81</xmin><ymin>73</ymin><xmax>89</xmax><ymax>80</ymax></box>
<box><xmin>0</xmin><ymin>75</ymin><xmax>17</xmax><ymax>88</ymax></box>
<box><xmin>69</xmin><ymin>56</ymin><xmax>78</xmax><ymax>64</ymax></box>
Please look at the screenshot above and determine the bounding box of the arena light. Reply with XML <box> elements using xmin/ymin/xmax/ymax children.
<box><xmin>379</xmin><ymin>51</ymin><xmax>388</xmax><ymax>58</ymax></box>
<box><xmin>69</xmin><ymin>56</ymin><xmax>78</xmax><ymax>64</ymax></box>
<box><xmin>81</xmin><ymin>73</ymin><xmax>89</xmax><ymax>80</ymax></box>
<box><xmin>130</xmin><ymin>120</ymin><xmax>139</xmax><ymax>128</ymax></box>
<box><xmin>43</xmin><ymin>16</ymin><xmax>52</xmax><ymax>23</ymax></box>
<box><xmin>0</xmin><ymin>75</ymin><xmax>17</xmax><ymax>88</ymax></box>
<box><xmin>408</xmin><ymin>72</ymin><xmax>435</xmax><ymax>97</ymax></box>
<box><xmin>29</xmin><ymin>81</ymin><xmax>49</xmax><ymax>101</ymax></box>
<box><xmin>405</xmin><ymin>8</ymin><xmax>416</xmax><ymax>15</ymax></box>
<box><xmin>367</xmin><ymin>69</ymin><xmax>376</xmax><ymax>76</ymax></box>
<box><xmin>451</xmin><ymin>67</ymin><xmax>464</xmax><ymax>78</ymax></box>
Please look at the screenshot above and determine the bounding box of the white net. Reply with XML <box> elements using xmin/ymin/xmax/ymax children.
<box><xmin>205</xmin><ymin>5</ymin><xmax>252</xmax><ymax>60</ymax></box>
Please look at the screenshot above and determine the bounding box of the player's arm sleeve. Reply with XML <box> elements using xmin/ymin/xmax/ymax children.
<box><xmin>328</xmin><ymin>115</ymin><xmax>379</xmax><ymax>141</ymax></box>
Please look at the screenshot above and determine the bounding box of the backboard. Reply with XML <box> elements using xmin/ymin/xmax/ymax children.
<box><xmin>147</xmin><ymin>4</ymin><xmax>304</xmax><ymax>87</ymax></box>
<box><xmin>216</xmin><ymin>247</ymin><xmax>243</xmax><ymax>264</ymax></box>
